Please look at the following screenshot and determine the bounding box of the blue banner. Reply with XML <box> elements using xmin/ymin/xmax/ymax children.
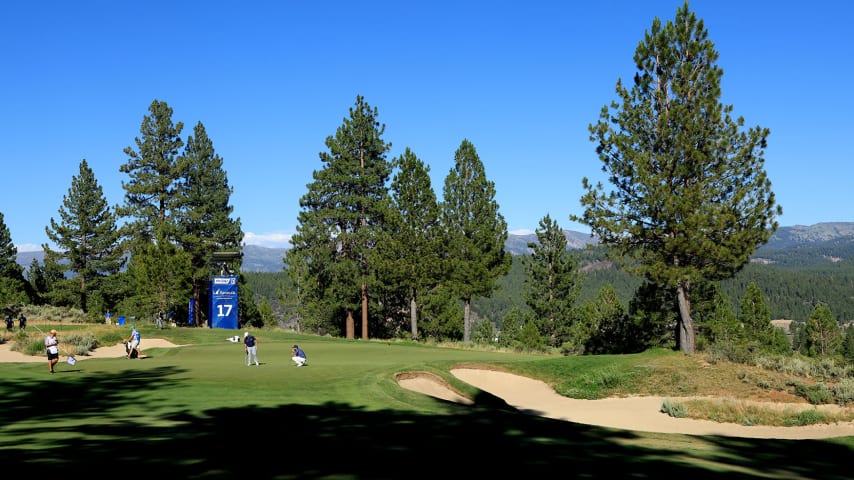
<box><xmin>209</xmin><ymin>276</ymin><xmax>238</xmax><ymax>329</ymax></box>
<box><xmin>188</xmin><ymin>299</ymin><xmax>195</xmax><ymax>326</ymax></box>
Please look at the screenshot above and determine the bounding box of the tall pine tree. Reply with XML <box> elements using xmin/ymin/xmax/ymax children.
<box><xmin>118</xmin><ymin>99</ymin><xmax>185</xmax><ymax>317</ymax></box>
<box><xmin>385</xmin><ymin>147</ymin><xmax>442</xmax><ymax>340</ymax></box>
<box><xmin>441</xmin><ymin>139</ymin><xmax>510</xmax><ymax>343</ymax></box>
<box><xmin>43</xmin><ymin>160</ymin><xmax>124</xmax><ymax>312</ymax></box>
<box><xmin>524</xmin><ymin>214</ymin><xmax>582</xmax><ymax>348</ymax></box>
<box><xmin>290</xmin><ymin>95</ymin><xmax>392</xmax><ymax>339</ymax></box>
<box><xmin>574</xmin><ymin>2</ymin><xmax>781</xmax><ymax>353</ymax></box>
<box><xmin>0</xmin><ymin>212</ymin><xmax>29</xmax><ymax>305</ymax></box>
<box><xmin>176</xmin><ymin>121</ymin><xmax>243</xmax><ymax>326</ymax></box>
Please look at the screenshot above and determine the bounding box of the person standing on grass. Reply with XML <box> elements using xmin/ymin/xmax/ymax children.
<box><xmin>18</xmin><ymin>313</ymin><xmax>26</xmax><ymax>330</ymax></box>
<box><xmin>45</xmin><ymin>329</ymin><xmax>59</xmax><ymax>374</ymax></box>
<box><xmin>291</xmin><ymin>344</ymin><xmax>307</xmax><ymax>367</ymax></box>
<box><xmin>244</xmin><ymin>331</ymin><xmax>259</xmax><ymax>366</ymax></box>
<box><xmin>126</xmin><ymin>325</ymin><xmax>141</xmax><ymax>359</ymax></box>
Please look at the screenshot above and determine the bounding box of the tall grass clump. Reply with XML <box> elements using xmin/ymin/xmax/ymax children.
<box><xmin>587</xmin><ymin>365</ymin><xmax>634</xmax><ymax>390</ymax></box>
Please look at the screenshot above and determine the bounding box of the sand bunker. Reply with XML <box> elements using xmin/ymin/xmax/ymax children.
<box><xmin>398</xmin><ymin>368</ymin><xmax>854</xmax><ymax>439</ymax></box>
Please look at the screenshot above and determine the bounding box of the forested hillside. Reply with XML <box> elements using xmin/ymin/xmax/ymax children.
<box><xmin>245</xmin><ymin>242</ymin><xmax>854</xmax><ymax>328</ymax></box>
<box><xmin>471</xmin><ymin>244</ymin><xmax>854</xmax><ymax>325</ymax></box>
<box><xmin>22</xmin><ymin>223</ymin><xmax>854</xmax><ymax>325</ymax></box>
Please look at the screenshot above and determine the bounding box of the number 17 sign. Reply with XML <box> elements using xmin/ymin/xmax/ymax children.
<box><xmin>210</xmin><ymin>275</ymin><xmax>238</xmax><ymax>329</ymax></box>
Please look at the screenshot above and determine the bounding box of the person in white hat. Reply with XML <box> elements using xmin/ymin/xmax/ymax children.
<box><xmin>243</xmin><ymin>331</ymin><xmax>259</xmax><ymax>366</ymax></box>
<box><xmin>45</xmin><ymin>329</ymin><xmax>60</xmax><ymax>374</ymax></box>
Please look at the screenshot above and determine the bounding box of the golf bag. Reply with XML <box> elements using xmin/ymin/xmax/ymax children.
<box><xmin>126</xmin><ymin>341</ymin><xmax>139</xmax><ymax>359</ymax></box>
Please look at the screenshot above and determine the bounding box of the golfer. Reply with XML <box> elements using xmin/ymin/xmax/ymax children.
<box><xmin>244</xmin><ymin>331</ymin><xmax>259</xmax><ymax>366</ymax></box>
<box><xmin>45</xmin><ymin>329</ymin><xmax>59</xmax><ymax>374</ymax></box>
<box><xmin>126</xmin><ymin>325</ymin><xmax>141</xmax><ymax>359</ymax></box>
<box><xmin>291</xmin><ymin>344</ymin><xmax>307</xmax><ymax>367</ymax></box>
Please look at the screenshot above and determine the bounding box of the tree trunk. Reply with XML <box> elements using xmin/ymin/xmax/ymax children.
<box><xmin>346</xmin><ymin>308</ymin><xmax>355</xmax><ymax>339</ymax></box>
<box><xmin>361</xmin><ymin>280</ymin><xmax>368</xmax><ymax>340</ymax></box>
<box><xmin>410</xmin><ymin>295</ymin><xmax>418</xmax><ymax>341</ymax></box>
<box><xmin>676</xmin><ymin>284</ymin><xmax>695</xmax><ymax>353</ymax></box>
<box><xmin>463</xmin><ymin>298</ymin><xmax>472</xmax><ymax>343</ymax></box>
<box><xmin>193</xmin><ymin>282</ymin><xmax>201</xmax><ymax>327</ymax></box>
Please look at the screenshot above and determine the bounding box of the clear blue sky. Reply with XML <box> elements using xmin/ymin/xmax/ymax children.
<box><xmin>2</xmin><ymin>1</ymin><xmax>851</xmax><ymax>252</ymax></box>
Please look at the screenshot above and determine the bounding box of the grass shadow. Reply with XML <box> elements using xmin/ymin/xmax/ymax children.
<box><xmin>0</xmin><ymin>367</ymin><xmax>851</xmax><ymax>478</ymax></box>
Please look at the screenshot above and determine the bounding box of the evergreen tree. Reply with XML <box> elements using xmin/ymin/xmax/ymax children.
<box><xmin>40</xmin><ymin>252</ymin><xmax>73</xmax><ymax>307</ymax></box>
<box><xmin>0</xmin><ymin>212</ymin><xmax>29</xmax><ymax>305</ymax></box>
<box><xmin>290</xmin><ymin>95</ymin><xmax>392</xmax><ymax>339</ymax></box>
<box><xmin>258</xmin><ymin>297</ymin><xmax>274</xmax><ymax>328</ymax></box>
<box><xmin>385</xmin><ymin>148</ymin><xmax>442</xmax><ymax>340</ymax></box>
<box><xmin>583</xmin><ymin>284</ymin><xmax>627</xmax><ymax>354</ymax></box>
<box><xmin>699</xmin><ymin>287</ymin><xmax>740</xmax><ymax>345</ymax></box>
<box><xmin>738</xmin><ymin>281</ymin><xmax>774</xmax><ymax>346</ymax></box>
<box><xmin>625</xmin><ymin>282</ymin><xmax>679</xmax><ymax>351</ymax></box>
<box><xmin>441</xmin><ymin>139</ymin><xmax>510</xmax><ymax>342</ymax></box>
<box><xmin>573</xmin><ymin>2</ymin><xmax>781</xmax><ymax>353</ymax></box>
<box><xmin>118</xmin><ymin>99</ymin><xmax>184</xmax><ymax>244</ymax></box>
<box><xmin>118</xmin><ymin>99</ymin><xmax>185</xmax><ymax>316</ymax></box>
<box><xmin>176</xmin><ymin>121</ymin><xmax>244</xmax><ymax>326</ymax></box>
<box><xmin>27</xmin><ymin>258</ymin><xmax>48</xmax><ymax>305</ymax></box>
<box><xmin>524</xmin><ymin>214</ymin><xmax>582</xmax><ymax>347</ymax></box>
<box><xmin>419</xmin><ymin>285</ymin><xmax>463</xmax><ymax>341</ymax></box>
<box><xmin>43</xmin><ymin>160</ymin><xmax>125</xmax><ymax>312</ymax></box>
<box><xmin>803</xmin><ymin>304</ymin><xmax>842</xmax><ymax>357</ymax></box>
<box><xmin>518</xmin><ymin>319</ymin><xmax>545</xmax><ymax>351</ymax></box>
<box><xmin>842</xmin><ymin>326</ymin><xmax>854</xmax><ymax>363</ymax></box>
<box><xmin>497</xmin><ymin>306</ymin><xmax>529</xmax><ymax>349</ymax></box>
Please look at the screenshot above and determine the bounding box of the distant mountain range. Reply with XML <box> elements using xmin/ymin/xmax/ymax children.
<box><xmin>15</xmin><ymin>222</ymin><xmax>854</xmax><ymax>274</ymax></box>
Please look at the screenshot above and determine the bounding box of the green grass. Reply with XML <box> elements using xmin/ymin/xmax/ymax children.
<box><xmin>1</xmin><ymin>326</ymin><xmax>852</xmax><ymax>478</ymax></box>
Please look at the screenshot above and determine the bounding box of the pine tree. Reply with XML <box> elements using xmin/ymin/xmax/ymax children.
<box><xmin>118</xmin><ymin>99</ymin><xmax>185</xmax><ymax>315</ymax></box>
<box><xmin>524</xmin><ymin>214</ymin><xmax>582</xmax><ymax>347</ymax></box>
<box><xmin>385</xmin><ymin>148</ymin><xmax>442</xmax><ymax>340</ymax></box>
<box><xmin>441</xmin><ymin>139</ymin><xmax>510</xmax><ymax>343</ymax></box>
<box><xmin>804</xmin><ymin>304</ymin><xmax>842</xmax><ymax>357</ymax></box>
<box><xmin>43</xmin><ymin>160</ymin><xmax>125</xmax><ymax>312</ymax></box>
<box><xmin>574</xmin><ymin>2</ymin><xmax>781</xmax><ymax>353</ymax></box>
<box><xmin>176</xmin><ymin>121</ymin><xmax>243</xmax><ymax>326</ymax></box>
<box><xmin>27</xmin><ymin>259</ymin><xmax>48</xmax><ymax>304</ymax></box>
<box><xmin>700</xmin><ymin>287</ymin><xmax>740</xmax><ymax>345</ymax></box>
<box><xmin>118</xmin><ymin>99</ymin><xmax>184</xmax><ymax>244</ymax></box>
<box><xmin>0</xmin><ymin>212</ymin><xmax>29</xmax><ymax>305</ymax></box>
<box><xmin>290</xmin><ymin>95</ymin><xmax>392</xmax><ymax>339</ymax></box>
<box><xmin>582</xmin><ymin>284</ymin><xmax>627</xmax><ymax>354</ymax></box>
<box><xmin>738</xmin><ymin>281</ymin><xmax>773</xmax><ymax>345</ymax></box>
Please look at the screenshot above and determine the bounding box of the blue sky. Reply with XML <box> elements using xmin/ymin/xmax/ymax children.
<box><xmin>2</xmin><ymin>1</ymin><xmax>852</xmax><ymax>252</ymax></box>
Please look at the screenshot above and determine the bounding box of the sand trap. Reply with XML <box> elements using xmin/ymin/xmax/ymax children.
<box><xmin>398</xmin><ymin>368</ymin><xmax>854</xmax><ymax>440</ymax></box>
<box><xmin>0</xmin><ymin>338</ymin><xmax>181</xmax><ymax>363</ymax></box>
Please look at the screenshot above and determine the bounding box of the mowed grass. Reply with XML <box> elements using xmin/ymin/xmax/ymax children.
<box><xmin>1</xmin><ymin>324</ymin><xmax>852</xmax><ymax>479</ymax></box>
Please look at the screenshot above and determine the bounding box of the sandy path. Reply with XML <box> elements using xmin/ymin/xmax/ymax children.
<box><xmin>399</xmin><ymin>368</ymin><xmax>854</xmax><ymax>439</ymax></box>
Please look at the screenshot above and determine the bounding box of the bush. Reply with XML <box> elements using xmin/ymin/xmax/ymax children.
<box><xmin>660</xmin><ymin>399</ymin><xmax>687</xmax><ymax>418</ymax></box>
<box><xmin>833</xmin><ymin>378</ymin><xmax>854</xmax><ymax>405</ymax></box>
<box><xmin>794</xmin><ymin>382</ymin><xmax>834</xmax><ymax>405</ymax></box>
<box><xmin>793</xmin><ymin>409</ymin><xmax>826</xmax><ymax>426</ymax></box>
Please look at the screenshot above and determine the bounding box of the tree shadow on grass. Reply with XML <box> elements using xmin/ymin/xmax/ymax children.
<box><xmin>0</xmin><ymin>367</ymin><xmax>850</xmax><ymax>479</ymax></box>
